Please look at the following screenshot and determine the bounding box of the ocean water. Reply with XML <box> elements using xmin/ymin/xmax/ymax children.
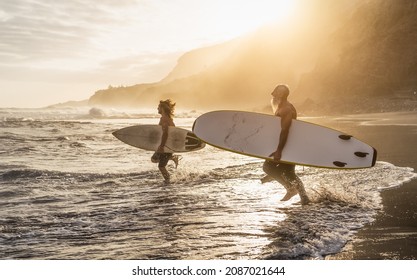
<box><xmin>0</xmin><ymin>107</ymin><xmax>416</xmax><ymax>260</ymax></box>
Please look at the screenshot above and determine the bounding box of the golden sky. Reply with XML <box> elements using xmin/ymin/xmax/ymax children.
<box><xmin>0</xmin><ymin>0</ymin><xmax>297</xmax><ymax>107</ymax></box>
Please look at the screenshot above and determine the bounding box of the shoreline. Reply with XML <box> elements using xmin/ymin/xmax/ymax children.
<box><xmin>317</xmin><ymin>111</ymin><xmax>417</xmax><ymax>259</ymax></box>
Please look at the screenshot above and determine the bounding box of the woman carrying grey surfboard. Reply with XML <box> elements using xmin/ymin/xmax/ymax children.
<box><xmin>113</xmin><ymin>99</ymin><xmax>205</xmax><ymax>184</ymax></box>
<box><xmin>263</xmin><ymin>84</ymin><xmax>310</xmax><ymax>205</ymax></box>
<box><xmin>152</xmin><ymin>99</ymin><xmax>181</xmax><ymax>183</ymax></box>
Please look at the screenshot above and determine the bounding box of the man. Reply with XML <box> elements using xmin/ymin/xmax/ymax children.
<box><xmin>151</xmin><ymin>99</ymin><xmax>180</xmax><ymax>184</ymax></box>
<box><xmin>262</xmin><ymin>84</ymin><xmax>310</xmax><ymax>205</ymax></box>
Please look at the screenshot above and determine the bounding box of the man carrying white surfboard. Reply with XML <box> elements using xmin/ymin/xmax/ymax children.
<box><xmin>262</xmin><ymin>84</ymin><xmax>310</xmax><ymax>205</ymax></box>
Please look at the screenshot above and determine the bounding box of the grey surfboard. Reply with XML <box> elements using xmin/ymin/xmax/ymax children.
<box><xmin>113</xmin><ymin>125</ymin><xmax>205</xmax><ymax>153</ymax></box>
<box><xmin>192</xmin><ymin>110</ymin><xmax>377</xmax><ymax>169</ymax></box>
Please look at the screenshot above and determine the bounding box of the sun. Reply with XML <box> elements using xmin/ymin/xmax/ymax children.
<box><xmin>210</xmin><ymin>0</ymin><xmax>298</xmax><ymax>41</ymax></box>
<box><xmin>252</xmin><ymin>0</ymin><xmax>298</xmax><ymax>25</ymax></box>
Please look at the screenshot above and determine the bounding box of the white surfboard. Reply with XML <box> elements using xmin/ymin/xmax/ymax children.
<box><xmin>192</xmin><ymin>110</ymin><xmax>377</xmax><ymax>169</ymax></box>
<box><xmin>112</xmin><ymin>125</ymin><xmax>205</xmax><ymax>153</ymax></box>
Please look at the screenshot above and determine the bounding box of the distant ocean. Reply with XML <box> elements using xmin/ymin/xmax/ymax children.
<box><xmin>1</xmin><ymin>107</ymin><xmax>416</xmax><ymax>259</ymax></box>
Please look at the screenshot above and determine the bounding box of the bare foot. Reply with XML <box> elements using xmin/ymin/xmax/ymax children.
<box><xmin>300</xmin><ymin>197</ymin><xmax>310</xmax><ymax>205</ymax></box>
<box><xmin>171</xmin><ymin>155</ymin><xmax>182</xmax><ymax>169</ymax></box>
<box><xmin>280</xmin><ymin>189</ymin><xmax>298</xmax><ymax>201</ymax></box>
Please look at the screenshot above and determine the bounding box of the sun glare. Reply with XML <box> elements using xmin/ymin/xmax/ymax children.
<box><xmin>211</xmin><ymin>0</ymin><xmax>297</xmax><ymax>41</ymax></box>
<box><xmin>91</xmin><ymin>0</ymin><xmax>298</xmax><ymax>59</ymax></box>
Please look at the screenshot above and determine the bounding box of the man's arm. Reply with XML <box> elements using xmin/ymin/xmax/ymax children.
<box><xmin>272</xmin><ymin>108</ymin><xmax>292</xmax><ymax>161</ymax></box>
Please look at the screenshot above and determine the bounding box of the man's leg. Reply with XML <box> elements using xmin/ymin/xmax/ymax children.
<box><xmin>263</xmin><ymin>161</ymin><xmax>298</xmax><ymax>201</ymax></box>
<box><xmin>283</xmin><ymin>170</ymin><xmax>310</xmax><ymax>205</ymax></box>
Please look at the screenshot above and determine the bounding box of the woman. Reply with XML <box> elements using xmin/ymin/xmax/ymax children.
<box><xmin>151</xmin><ymin>99</ymin><xmax>180</xmax><ymax>183</ymax></box>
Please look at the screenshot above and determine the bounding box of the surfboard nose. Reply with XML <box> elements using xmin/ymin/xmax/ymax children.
<box><xmin>112</xmin><ymin>130</ymin><xmax>118</xmax><ymax>137</ymax></box>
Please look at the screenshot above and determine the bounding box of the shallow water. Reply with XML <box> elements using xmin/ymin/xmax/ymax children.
<box><xmin>1</xmin><ymin>107</ymin><xmax>416</xmax><ymax>259</ymax></box>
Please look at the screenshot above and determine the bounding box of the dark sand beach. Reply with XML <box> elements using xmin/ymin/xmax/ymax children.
<box><xmin>315</xmin><ymin>112</ymin><xmax>417</xmax><ymax>259</ymax></box>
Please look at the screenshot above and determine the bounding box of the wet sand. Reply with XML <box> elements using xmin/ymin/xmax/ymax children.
<box><xmin>310</xmin><ymin>111</ymin><xmax>417</xmax><ymax>259</ymax></box>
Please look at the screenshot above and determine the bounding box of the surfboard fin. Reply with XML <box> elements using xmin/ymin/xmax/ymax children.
<box><xmin>185</xmin><ymin>132</ymin><xmax>204</xmax><ymax>150</ymax></box>
<box><xmin>333</xmin><ymin>161</ymin><xmax>347</xmax><ymax>167</ymax></box>
<box><xmin>354</xmin><ymin>152</ymin><xmax>369</xmax><ymax>158</ymax></box>
<box><xmin>338</xmin><ymin>135</ymin><xmax>352</xmax><ymax>140</ymax></box>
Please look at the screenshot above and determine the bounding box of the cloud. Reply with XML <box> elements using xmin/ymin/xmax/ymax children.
<box><xmin>0</xmin><ymin>0</ymin><xmax>142</xmax><ymax>64</ymax></box>
<box><xmin>0</xmin><ymin>8</ymin><xmax>13</xmax><ymax>22</ymax></box>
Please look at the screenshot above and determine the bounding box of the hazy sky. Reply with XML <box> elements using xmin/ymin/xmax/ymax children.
<box><xmin>0</xmin><ymin>0</ymin><xmax>296</xmax><ymax>107</ymax></box>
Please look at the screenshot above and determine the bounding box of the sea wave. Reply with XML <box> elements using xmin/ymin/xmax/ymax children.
<box><xmin>0</xmin><ymin>106</ymin><xmax>203</xmax><ymax>122</ymax></box>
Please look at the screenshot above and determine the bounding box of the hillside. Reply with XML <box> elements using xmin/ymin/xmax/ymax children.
<box><xmin>296</xmin><ymin>0</ymin><xmax>417</xmax><ymax>114</ymax></box>
<box><xmin>88</xmin><ymin>0</ymin><xmax>417</xmax><ymax>114</ymax></box>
